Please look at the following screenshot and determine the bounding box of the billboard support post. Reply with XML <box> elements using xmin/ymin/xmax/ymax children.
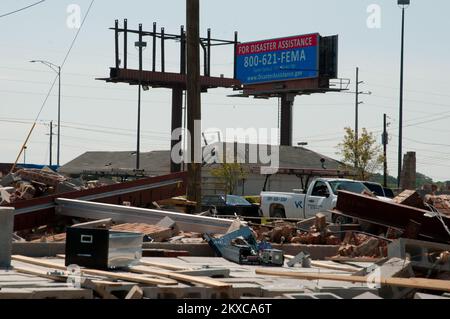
<box><xmin>280</xmin><ymin>94</ymin><xmax>295</xmax><ymax>146</ymax></box>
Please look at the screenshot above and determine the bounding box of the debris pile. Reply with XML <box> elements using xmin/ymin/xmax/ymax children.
<box><xmin>337</xmin><ymin>232</ymin><xmax>386</xmax><ymax>258</ymax></box>
<box><xmin>253</xmin><ymin>214</ymin><xmax>341</xmax><ymax>245</ymax></box>
<box><xmin>425</xmin><ymin>194</ymin><xmax>450</xmax><ymax>216</ymax></box>
<box><xmin>0</xmin><ymin>168</ymin><xmax>116</xmax><ymax>204</ymax></box>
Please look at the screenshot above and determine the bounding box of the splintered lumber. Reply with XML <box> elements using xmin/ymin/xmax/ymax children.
<box><xmin>12</xmin><ymin>255</ymin><xmax>177</xmax><ymax>286</ymax></box>
<box><xmin>128</xmin><ymin>265</ymin><xmax>231</xmax><ymax>288</ymax></box>
<box><xmin>138</xmin><ymin>260</ymin><xmax>190</xmax><ymax>271</ymax></box>
<box><xmin>325</xmin><ymin>256</ymin><xmax>382</xmax><ymax>263</ymax></box>
<box><xmin>284</xmin><ymin>255</ymin><xmax>359</xmax><ymax>273</ymax></box>
<box><xmin>56</xmin><ymin>255</ymin><xmax>190</xmax><ymax>271</ymax></box>
<box><xmin>255</xmin><ymin>268</ymin><xmax>450</xmax><ymax>293</ymax></box>
<box><xmin>13</xmin><ymin>266</ymin><xmax>68</xmax><ymax>282</ymax></box>
<box><xmin>125</xmin><ymin>285</ymin><xmax>144</xmax><ymax>299</ymax></box>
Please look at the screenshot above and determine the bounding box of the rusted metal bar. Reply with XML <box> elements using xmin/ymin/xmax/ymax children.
<box><xmin>115</xmin><ymin>20</ymin><xmax>119</xmax><ymax>69</ymax></box>
<box><xmin>207</xmin><ymin>28</ymin><xmax>211</xmax><ymax>76</ymax></box>
<box><xmin>334</xmin><ymin>190</ymin><xmax>450</xmax><ymax>244</ymax></box>
<box><xmin>152</xmin><ymin>22</ymin><xmax>157</xmax><ymax>72</ymax></box>
<box><xmin>180</xmin><ymin>26</ymin><xmax>186</xmax><ymax>74</ymax></box>
<box><xmin>161</xmin><ymin>27</ymin><xmax>165</xmax><ymax>73</ymax></box>
<box><xmin>233</xmin><ymin>31</ymin><xmax>238</xmax><ymax>79</ymax></box>
<box><xmin>123</xmin><ymin>19</ymin><xmax>128</xmax><ymax>69</ymax></box>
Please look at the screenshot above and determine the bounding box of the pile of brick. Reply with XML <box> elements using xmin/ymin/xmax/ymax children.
<box><xmin>425</xmin><ymin>195</ymin><xmax>450</xmax><ymax>216</ymax></box>
<box><xmin>0</xmin><ymin>168</ymin><xmax>112</xmax><ymax>204</ymax></box>
<box><xmin>338</xmin><ymin>232</ymin><xmax>386</xmax><ymax>258</ymax></box>
<box><xmin>253</xmin><ymin>213</ymin><xmax>341</xmax><ymax>245</ymax></box>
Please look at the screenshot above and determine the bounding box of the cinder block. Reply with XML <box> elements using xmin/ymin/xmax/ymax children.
<box><xmin>0</xmin><ymin>207</ymin><xmax>14</xmax><ymax>269</ymax></box>
<box><xmin>363</xmin><ymin>257</ymin><xmax>415</xmax><ymax>299</ymax></box>
<box><xmin>313</xmin><ymin>287</ymin><xmax>379</xmax><ymax>299</ymax></box>
<box><xmin>353</xmin><ymin>292</ymin><xmax>383</xmax><ymax>299</ymax></box>
<box><xmin>284</xmin><ymin>293</ymin><xmax>342</xmax><ymax>299</ymax></box>
<box><xmin>414</xmin><ymin>293</ymin><xmax>450</xmax><ymax>300</ymax></box>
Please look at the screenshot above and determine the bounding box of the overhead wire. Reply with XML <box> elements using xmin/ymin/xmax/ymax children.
<box><xmin>0</xmin><ymin>0</ymin><xmax>45</xmax><ymax>19</ymax></box>
<box><xmin>10</xmin><ymin>0</ymin><xmax>96</xmax><ymax>171</ymax></box>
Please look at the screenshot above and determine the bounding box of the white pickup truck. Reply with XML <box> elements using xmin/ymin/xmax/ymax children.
<box><xmin>260</xmin><ymin>178</ymin><xmax>377</xmax><ymax>223</ymax></box>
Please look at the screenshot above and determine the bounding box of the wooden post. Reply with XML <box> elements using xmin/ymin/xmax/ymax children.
<box><xmin>186</xmin><ymin>0</ymin><xmax>202</xmax><ymax>212</ymax></box>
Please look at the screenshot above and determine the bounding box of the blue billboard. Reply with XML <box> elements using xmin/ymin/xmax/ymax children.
<box><xmin>236</xmin><ymin>33</ymin><xmax>319</xmax><ymax>85</ymax></box>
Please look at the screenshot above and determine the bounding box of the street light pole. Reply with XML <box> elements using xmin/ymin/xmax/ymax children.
<box><xmin>397</xmin><ymin>0</ymin><xmax>409</xmax><ymax>189</ymax></box>
<box><xmin>30</xmin><ymin>60</ymin><xmax>61</xmax><ymax>166</ymax></box>
<box><xmin>135</xmin><ymin>24</ymin><xmax>146</xmax><ymax>171</ymax></box>
<box><xmin>57</xmin><ymin>66</ymin><xmax>61</xmax><ymax>166</ymax></box>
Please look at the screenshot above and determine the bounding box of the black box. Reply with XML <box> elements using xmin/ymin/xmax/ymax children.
<box><xmin>65</xmin><ymin>227</ymin><xmax>143</xmax><ymax>270</ymax></box>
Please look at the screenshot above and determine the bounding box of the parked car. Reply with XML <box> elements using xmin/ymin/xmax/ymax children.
<box><xmin>361</xmin><ymin>181</ymin><xmax>395</xmax><ymax>200</ymax></box>
<box><xmin>260</xmin><ymin>178</ymin><xmax>381</xmax><ymax>223</ymax></box>
<box><xmin>383</xmin><ymin>187</ymin><xmax>395</xmax><ymax>198</ymax></box>
<box><xmin>201</xmin><ymin>195</ymin><xmax>261</xmax><ymax>218</ymax></box>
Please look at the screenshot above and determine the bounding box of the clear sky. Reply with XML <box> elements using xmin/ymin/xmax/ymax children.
<box><xmin>1</xmin><ymin>0</ymin><xmax>449</xmax><ymax>181</ymax></box>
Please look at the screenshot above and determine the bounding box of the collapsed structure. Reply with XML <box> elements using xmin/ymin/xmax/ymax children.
<box><xmin>1</xmin><ymin>174</ymin><xmax>450</xmax><ymax>299</ymax></box>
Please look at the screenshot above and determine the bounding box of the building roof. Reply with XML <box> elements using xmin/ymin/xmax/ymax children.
<box><xmin>58</xmin><ymin>143</ymin><xmax>342</xmax><ymax>176</ymax></box>
<box><xmin>58</xmin><ymin>150</ymin><xmax>171</xmax><ymax>176</ymax></box>
<box><xmin>204</xmin><ymin>142</ymin><xmax>342</xmax><ymax>170</ymax></box>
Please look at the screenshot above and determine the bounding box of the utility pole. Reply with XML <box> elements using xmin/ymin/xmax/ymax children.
<box><xmin>398</xmin><ymin>0</ymin><xmax>410</xmax><ymax>188</ymax></box>
<box><xmin>186</xmin><ymin>0</ymin><xmax>202</xmax><ymax>212</ymax></box>
<box><xmin>353</xmin><ymin>67</ymin><xmax>370</xmax><ymax>169</ymax></box>
<box><xmin>382</xmin><ymin>114</ymin><xmax>388</xmax><ymax>187</ymax></box>
<box><xmin>49</xmin><ymin>121</ymin><xmax>53</xmax><ymax>167</ymax></box>
<box><xmin>57</xmin><ymin>65</ymin><xmax>61</xmax><ymax>166</ymax></box>
<box><xmin>354</xmin><ymin>67</ymin><xmax>370</xmax><ymax>141</ymax></box>
<box><xmin>135</xmin><ymin>24</ymin><xmax>145</xmax><ymax>170</ymax></box>
<box><xmin>355</xmin><ymin>67</ymin><xmax>361</xmax><ymax>142</ymax></box>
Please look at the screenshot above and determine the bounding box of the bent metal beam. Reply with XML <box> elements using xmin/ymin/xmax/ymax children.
<box><xmin>55</xmin><ymin>198</ymin><xmax>236</xmax><ymax>234</ymax></box>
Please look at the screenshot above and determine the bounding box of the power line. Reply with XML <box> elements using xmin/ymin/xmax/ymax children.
<box><xmin>369</xmin><ymin>82</ymin><xmax>450</xmax><ymax>99</ymax></box>
<box><xmin>9</xmin><ymin>0</ymin><xmax>96</xmax><ymax>171</ymax></box>
<box><xmin>0</xmin><ymin>117</ymin><xmax>171</xmax><ymax>136</ymax></box>
<box><xmin>35</xmin><ymin>0</ymin><xmax>96</xmax><ymax>120</ymax></box>
<box><xmin>391</xmin><ymin>134</ymin><xmax>450</xmax><ymax>148</ymax></box>
<box><xmin>0</xmin><ymin>0</ymin><xmax>45</xmax><ymax>19</ymax></box>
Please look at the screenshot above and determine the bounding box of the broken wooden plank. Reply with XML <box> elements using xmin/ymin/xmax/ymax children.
<box><xmin>176</xmin><ymin>268</ymin><xmax>230</xmax><ymax>278</ymax></box>
<box><xmin>325</xmin><ymin>256</ymin><xmax>382</xmax><ymax>263</ymax></box>
<box><xmin>142</xmin><ymin>249</ymin><xmax>190</xmax><ymax>257</ymax></box>
<box><xmin>128</xmin><ymin>265</ymin><xmax>231</xmax><ymax>288</ymax></box>
<box><xmin>139</xmin><ymin>260</ymin><xmax>190</xmax><ymax>271</ymax></box>
<box><xmin>12</xmin><ymin>255</ymin><xmax>178</xmax><ymax>286</ymax></box>
<box><xmin>255</xmin><ymin>268</ymin><xmax>450</xmax><ymax>293</ymax></box>
<box><xmin>13</xmin><ymin>266</ymin><xmax>68</xmax><ymax>283</ymax></box>
<box><xmin>125</xmin><ymin>285</ymin><xmax>144</xmax><ymax>299</ymax></box>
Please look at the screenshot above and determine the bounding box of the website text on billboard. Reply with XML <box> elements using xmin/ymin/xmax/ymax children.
<box><xmin>236</xmin><ymin>34</ymin><xmax>319</xmax><ymax>85</ymax></box>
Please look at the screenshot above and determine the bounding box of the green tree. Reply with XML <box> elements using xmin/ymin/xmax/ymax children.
<box><xmin>337</xmin><ymin>127</ymin><xmax>384</xmax><ymax>181</ymax></box>
<box><xmin>210</xmin><ymin>163</ymin><xmax>248</xmax><ymax>195</ymax></box>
